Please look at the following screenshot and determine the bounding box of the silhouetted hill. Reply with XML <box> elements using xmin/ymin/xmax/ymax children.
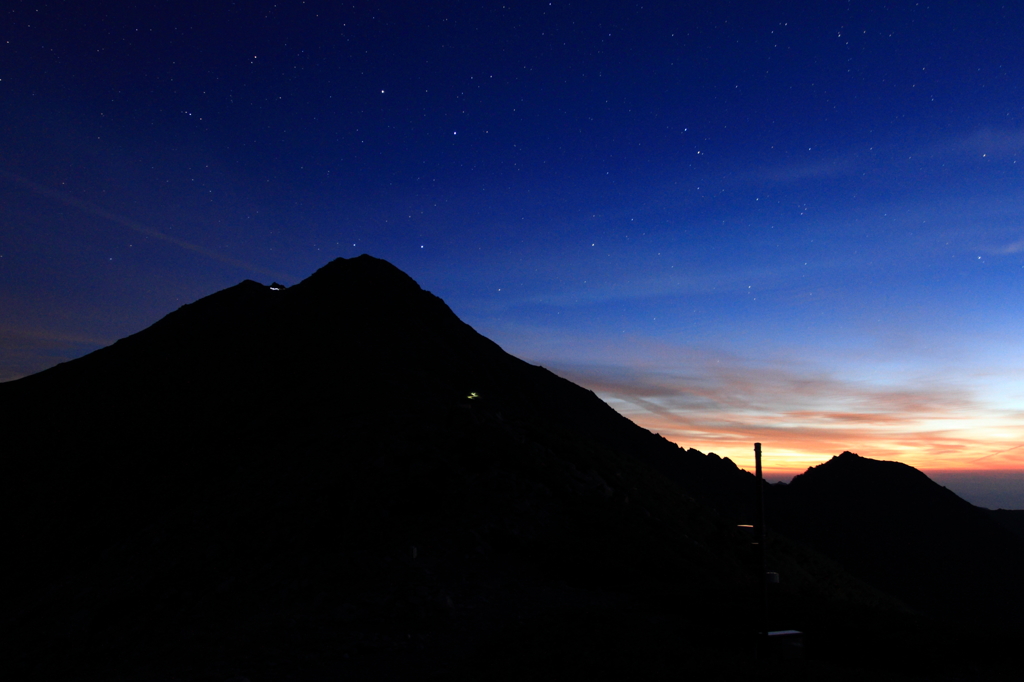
<box><xmin>0</xmin><ymin>257</ymin><xmax>790</xmax><ymax>680</ymax></box>
<box><xmin>1</xmin><ymin>256</ymin><xmax>1018</xmax><ymax>680</ymax></box>
<box><xmin>3</xmin><ymin>256</ymin><xmax>753</xmax><ymax>594</ymax></box>
<box><xmin>769</xmin><ymin>452</ymin><xmax>1024</xmax><ymax>621</ymax></box>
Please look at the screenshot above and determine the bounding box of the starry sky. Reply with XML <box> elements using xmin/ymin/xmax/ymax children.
<box><xmin>3</xmin><ymin>2</ymin><xmax>1024</xmax><ymax>506</ymax></box>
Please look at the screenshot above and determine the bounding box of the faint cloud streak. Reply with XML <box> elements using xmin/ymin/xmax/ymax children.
<box><xmin>992</xmin><ymin>239</ymin><xmax>1024</xmax><ymax>255</ymax></box>
<box><xmin>548</xmin><ymin>354</ymin><xmax>1024</xmax><ymax>475</ymax></box>
<box><xmin>0</xmin><ymin>324</ymin><xmax>111</xmax><ymax>382</ymax></box>
<box><xmin>0</xmin><ymin>170</ymin><xmax>294</xmax><ymax>282</ymax></box>
<box><xmin>755</xmin><ymin>158</ymin><xmax>852</xmax><ymax>184</ymax></box>
<box><xmin>930</xmin><ymin>127</ymin><xmax>1024</xmax><ymax>158</ymax></box>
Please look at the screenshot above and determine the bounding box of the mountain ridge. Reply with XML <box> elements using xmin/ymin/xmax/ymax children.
<box><xmin>769</xmin><ymin>451</ymin><xmax>1024</xmax><ymax>618</ymax></box>
<box><xmin>3</xmin><ymin>255</ymin><xmax>1021</xmax><ymax>680</ymax></box>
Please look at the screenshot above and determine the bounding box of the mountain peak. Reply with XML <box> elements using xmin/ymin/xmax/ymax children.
<box><xmin>291</xmin><ymin>254</ymin><xmax>424</xmax><ymax>299</ymax></box>
<box><xmin>790</xmin><ymin>450</ymin><xmax>931</xmax><ymax>490</ymax></box>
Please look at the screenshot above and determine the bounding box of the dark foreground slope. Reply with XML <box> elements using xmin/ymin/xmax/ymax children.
<box><xmin>0</xmin><ymin>256</ymin><xmax>1007</xmax><ymax>680</ymax></box>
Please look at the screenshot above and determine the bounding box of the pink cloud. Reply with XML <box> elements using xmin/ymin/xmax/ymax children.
<box><xmin>549</xmin><ymin>358</ymin><xmax>1024</xmax><ymax>475</ymax></box>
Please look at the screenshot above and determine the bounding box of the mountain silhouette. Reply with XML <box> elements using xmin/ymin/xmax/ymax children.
<box><xmin>769</xmin><ymin>452</ymin><xmax>1024</xmax><ymax>620</ymax></box>
<box><xmin>2</xmin><ymin>256</ymin><xmax>1021</xmax><ymax>680</ymax></box>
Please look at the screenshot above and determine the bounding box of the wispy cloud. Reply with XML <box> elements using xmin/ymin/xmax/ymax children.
<box><xmin>737</xmin><ymin>126</ymin><xmax>1024</xmax><ymax>192</ymax></box>
<box><xmin>926</xmin><ymin>127</ymin><xmax>1024</xmax><ymax>159</ymax></box>
<box><xmin>0</xmin><ymin>324</ymin><xmax>111</xmax><ymax>382</ymax></box>
<box><xmin>0</xmin><ymin>170</ymin><xmax>295</xmax><ymax>282</ymax></box>
<box><xmin>546</xmin><ymin>353</ymin><xmax>1024</xmax><ymax>474</ymax></box>
<box><xmin>752</xmin><ymin>158</ymin><xmax>854</xmax><ymax>184</ymax></box>
<box><xmin>990</xmin><ymin>239</ymin><xmax>1024</xmax><ymax>255</ymax></box>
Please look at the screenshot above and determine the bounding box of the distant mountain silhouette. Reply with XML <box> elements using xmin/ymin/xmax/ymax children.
<box><xmin>769</xmin><ymin>452</ymin><xmax>1024</xmax><ymax>619</ymax></box>
<box><xmin>2</xmin><ymin>256</ymin><xmax>1021</xmax><ymax>680</ymax></box>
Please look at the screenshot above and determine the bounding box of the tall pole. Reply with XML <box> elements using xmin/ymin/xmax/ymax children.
<box><xmin>755</xmin><ymin>443</ymin><xmax>768</xmax><ymax>650</ymax></box>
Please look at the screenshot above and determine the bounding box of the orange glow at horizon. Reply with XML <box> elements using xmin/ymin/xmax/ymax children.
<box><xmin>629</xmin><ymin>411</ymin><xmax>1024</xmax><ymax>477</ymax></box>
<box><xmin>580</xmin><ymin>375</ymin><xmax>1024</xmax><ymax>477</ymax></box>
<box><xmin>545</xmin><ymin>338</ymin><xmax>1024</xmax><ymax>479</ymax></box>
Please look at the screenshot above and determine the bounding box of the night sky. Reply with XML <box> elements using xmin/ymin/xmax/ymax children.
<box><xmin>3</xmin><ymin>2</ymin><xmax>1023</xmax><ymax>505</ymax></box>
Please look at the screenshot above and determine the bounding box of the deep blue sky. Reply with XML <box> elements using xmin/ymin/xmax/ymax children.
<box><xmin>3</xmin><ymin>2</ymin><xmax>1023</xmax><ymax>503</ymax></box>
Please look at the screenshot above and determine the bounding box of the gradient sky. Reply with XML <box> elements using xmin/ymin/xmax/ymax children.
<box><xmin>3</xmin><ymin>2</ymin><xmax>1023</xmax><ymax>505</ymax></box>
